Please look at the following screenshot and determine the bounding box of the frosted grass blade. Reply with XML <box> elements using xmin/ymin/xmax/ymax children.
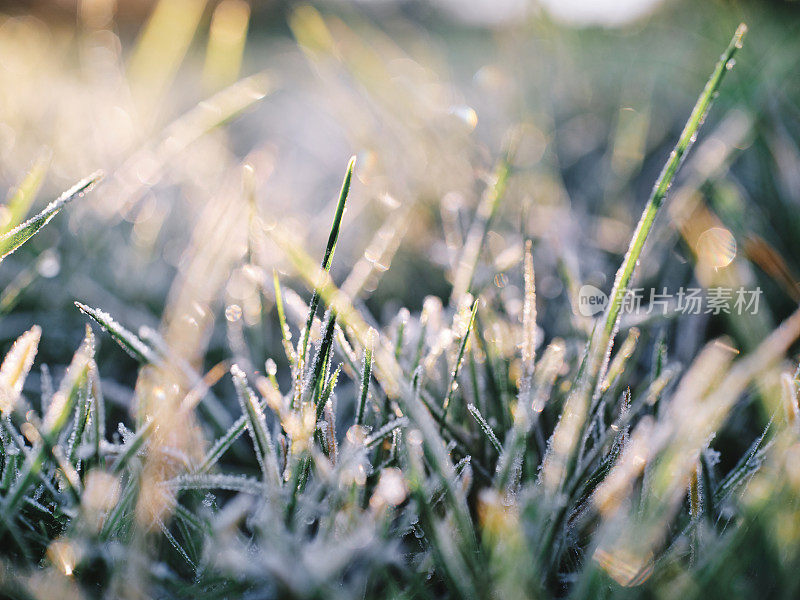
<box><xmin>542</xmin><ymin>24</ymin><xmax>747</xmax><ymax>503</ymax></box>
<box><xmin>441</xmin><ymin>299</ymin><xmax>479</xmax><ymax>422</ymax></box>
<box><xmin>232</xmin><ymin>365</ymin><xmax>281</xmax><ymax>486</ymax></box>
<box><xmin>298</xmin><ymin>157</ymin><xmax>356</xmax><ymax>374</ymax></box>
<box><xmin>467</xmin><ymin>403</ymin><xmax>502</xmax><ymax>455</ymax></box>
<box><xmin>75</xmin><ymin>302</ymin><xmax>158</xmax><ymax>364</ymax></box>
<box><xmin>0</xmin><ymin>171</ymin><xmax>102</xmax><ymax>262</ymax></box>
<box><xmin>0</xmin><ymin>326</ymin><xmax>41</xmax><ymax>415</ymax></box>
<box><xmin>355</xmin><ymin>329</ymin><xmax>374</xmax><ymax>426</ymax></box>
<box><xmin>601</xmin><ymin>25</ymin><xmax>747</xmax><ymax>346</ymax></box>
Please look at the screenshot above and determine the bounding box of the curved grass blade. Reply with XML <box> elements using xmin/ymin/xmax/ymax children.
<box><xmin>0</xmin><ymin>171</ymin><xmax>102</xmax><ymax>262</ymax></box>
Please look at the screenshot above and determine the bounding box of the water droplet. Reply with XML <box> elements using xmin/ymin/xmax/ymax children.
<box><xmin>225</xmin><ymin>304</ymin><xmax>242</xmax><ymax>322</ymax></box>
<box><xmin>346</xmin><ymin>424</ymin><xmax>368</xmax><ymax>445</ymax></box>
<box><xmin>725</xmin><ymin>58</ymin><xmax>736</xmax><ymax>70</ymax></box>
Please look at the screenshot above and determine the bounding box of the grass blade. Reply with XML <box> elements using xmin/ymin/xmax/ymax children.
<box><xmin>602</xmin><ymin>25</ymin><xmax>746</xmax><ymax>340</ymax></box>
<box><xmin>111</xmin><ymin>419</ymin><xmax>155</xmax><ymax>474</ymax></box>
<box><xmin>466</xmin><ymin>403</ymin><xmax>502</xmax><ymax>455</ymax></box>
<box><xmin>441</xmin><ymin>299</ymin><xmax>479</xmax><ymax>422</ymax></box>
<box><xmin>355</xmin><ymin>329</ymin><xmax>374</xmax><ymax>426</ymax></box>
<box><xmin>542</xmin><ymin>24</ymin><xmax>747</xmax><ymax>502</ymax></box>
<box><xmin>232</xmin><ymin>365</ymin><xmax>281</xmax><ymax>486</ymax></box>
<box><xmin>0</xmin><ymin>171</ymin><xmax>102</xmax><ymax>262</ymax></box>
<box><xmin>297</xmin><ymin>156</ymin><xmax>356</xmax><ymax>376</ymax></box>
<box><xmin>74</xmin><ymin>302</ymin><xmax>157</xmax><ymax>363</ymax></box>
<box><xmin>0</xmin><ymin>326</ymin><xmax>42</xmax><ymax>415</ymax></box>
<box><xmin>273</xmin><ymin>268</ymin><xmax>295</xmax><ymax>366</ymax></box>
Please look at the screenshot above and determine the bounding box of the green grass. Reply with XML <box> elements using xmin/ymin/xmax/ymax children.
<box><xmin>1</xmin><ymin>19</ymin><xmax>800</xmax><ymax>600</ymax></box>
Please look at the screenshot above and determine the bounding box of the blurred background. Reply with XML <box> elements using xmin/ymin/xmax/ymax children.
<box><xmin>0</xmin><ymin>0</ymin><xmax>799</xmax><ymax>426</ymax></box>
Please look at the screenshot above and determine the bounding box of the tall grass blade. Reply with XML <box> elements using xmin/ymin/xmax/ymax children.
<box><xmin>601</xmin><ymin>25</ymin><xmax>747</xmax><ymax>340</ymax></box>
<box><xmin>298</xmin><ymin>156</ymin><xmax>356</xmax><ymax>374</ymax></box>
<box><xmin>542</xmin><ymin>24</ymin><xmax>747</xmax><ymax>502</ymax></box>
<box><xmin>441</xmin><ymin>299</ymin><xmax>479</xmax><ymax>422</ymax></box>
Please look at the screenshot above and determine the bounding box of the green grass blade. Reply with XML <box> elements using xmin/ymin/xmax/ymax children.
<box><xmin>355</xmin><ymin>329</ymin><xmax>374</xmax><ymax>426</ymax></box>
<box><xmin>541</xmin><ymin>24</ymin><xmax>747</xmax><ymax>504</ymax></box>
<box><xmin>74</xmin><ymin>302</ymin><xmax>158</xmax><ymax>364</ymax></box>
<box><xmin>602</xmin><ymin>24</ymin><xmax>746</xmax><ymax>341</ymax></box>
<box><xmin>0</xmin><ymin>171</ymin><xmax>102</xmax><ymax>262</ymax></box>
<box><xmin>231</xmin><ymin>365</ymin><xmax>281</xmax><ymax>486</ymax></box>
<box><xmin>441</xmin><ymin>299</ymin><xmax>479</xmax><ymax>422</ymax></box>
<box><xmin>307</xmin><ymin>311</ymin><xmax>337</xmax><ymax>411</ymax></box>
<box><xmin>298</xmin><ymin>156</ymin><xmax>356</xmax><ymax>374</ymax></box>
<box><xmin>196</xmin><ymin>413</ymin><xmax>249</xmax><ymax>474</ymax></box>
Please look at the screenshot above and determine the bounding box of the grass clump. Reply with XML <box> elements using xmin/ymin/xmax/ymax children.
<box><xmin>1</xmin><ymin>22</ymin><xmax>800</xmax><ymax>600</ymax></box>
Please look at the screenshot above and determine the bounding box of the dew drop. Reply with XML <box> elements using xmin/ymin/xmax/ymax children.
<box><xmin>225</xmin><ymin>304</ymin><xmax>242</xmax><ymax>322</ymax></box>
